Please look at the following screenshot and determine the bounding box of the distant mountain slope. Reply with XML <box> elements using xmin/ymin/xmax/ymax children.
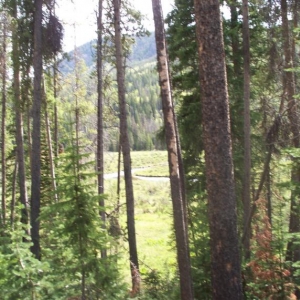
<box><xmin>59</xmin><ymin>33</ymin><xmax>156</xmax><ymax>73</ymax></box>
<box><xmin>57</xmin><ymin>32</ymin><xmax>164</xmax><ymax>151</ymax></box>
<box><xmin>128</xmin><ymin>33</ymin><xmax>156</xmax><ymax>62</ymax></box>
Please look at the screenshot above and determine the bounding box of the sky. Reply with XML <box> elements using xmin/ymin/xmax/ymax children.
<box><xmin>56</xmin><ymin>0</ymin><xmax>175</xmax><ymax>52</ymax></box>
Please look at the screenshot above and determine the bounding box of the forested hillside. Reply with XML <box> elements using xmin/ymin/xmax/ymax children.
<box><xmin>58</xmin><ymin>33</ymin><xmax>162</xmax><ymax>152</ymax></box>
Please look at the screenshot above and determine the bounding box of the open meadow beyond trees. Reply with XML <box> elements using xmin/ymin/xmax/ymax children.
<box><xmin>103</xmin><ymin>150</ymin><xmax>176</xmax><ymax>281</ymax></box>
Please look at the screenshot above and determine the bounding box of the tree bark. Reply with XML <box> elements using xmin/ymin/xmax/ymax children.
<box><xmin>152</xmin><ymin>0</ymin><xmax>194</xmax><ymax>299</ymax></box>
<box><xmin>113</xmin><ymin>0</ymin><xmax>139</xmax><ymax>293</ymax></box>
<box><xmin>31</xmin><ymin>0</ymin><xmax>43</xmax><ymax>260</ymax></box>
<box><xmin>97</xmin><ymin>0</ymin><xmax>106</xmax><ymax>258</ymax></box>
<box><xmin>194</xmin><ymin>1</ymin><xmax>244</xmax><ymax>299</ymax></box>
<box><xmin>242</xmin><ymin>0</ymin><xmax>251</xmax><ymax>261</ymax></box>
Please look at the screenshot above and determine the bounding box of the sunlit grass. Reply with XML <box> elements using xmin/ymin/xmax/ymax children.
<box><xmin>104</xmin><ymin>151</ymin><xmax>176</xmax><ymax>279</ymax></box>
<box><xmin>104</xmin><ymin>150</ymin><xmax>168</xmax><ymax>174</ymax></box>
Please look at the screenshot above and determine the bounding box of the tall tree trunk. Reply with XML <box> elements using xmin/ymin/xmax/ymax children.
<box><xmin>31</xmin><ymin>0</ymin><xmax>43</xmax><ymax>260</ymax></box>
<box><xmin>97</xmin><ymin>0</ymin><xmax>106</xmax><ymax>258</ymax></box>
<box><xmin>1</xmin><ymin>14</ymin><xmax>7</xmax><ymax>226</ymax></box>
<box><xmin>152</xmin><ymin>1</ymin><xmax>194</xmax><ymax>299</ymax></box>
<box><xmin>12</xmin><ymin>3</ymin><xmax>29</xmax><ymax>229</ymax></box>
<box><xmin>194</xmin><ymin>1</ymin><xmax>244</xmax><ymax>299</ymax></box>
<box><xmin>112</xmin><ymin>0</ymin><xmax>139</xmax><ymax>294</ymax></box>
<box><xmin>242</xmin><ymin>0</ymin><xmax>251</xmax><ymax>261</ymax></box>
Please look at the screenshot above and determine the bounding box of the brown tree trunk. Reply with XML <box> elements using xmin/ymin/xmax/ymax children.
<box><xmin>194</xmin><ymin>1</ymin><xmax>244</xmax><ymax>299</ymax></box>
<box><xmin>242</xmin><ymin>0</ymin><xmax>251</xmax><ymax>261</ymax></box>
<box><xmin>113</xmin><ymin>0</ymin><xmax>139</xmax><ymax>294</ymax></box>
<box><xmin>152</xmin><ymin>0</ymin><xmax>194</xmax><ymax>299</ymax></box>
<box><xmin>30</xmin><ymin>0</ymin><xmax>43</xmax><ymax>260</ymax></box>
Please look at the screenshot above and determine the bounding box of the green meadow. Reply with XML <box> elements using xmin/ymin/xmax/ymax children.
<box><xmin>104</xmin><ymin>151</ymin><xmax>176</xmax><ymax>280</ymax></box>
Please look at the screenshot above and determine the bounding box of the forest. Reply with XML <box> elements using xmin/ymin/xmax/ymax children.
<box><xmin>0</xmin><ymin>0</ymin><xmax>300</xmax><ymax>299</ymax></box>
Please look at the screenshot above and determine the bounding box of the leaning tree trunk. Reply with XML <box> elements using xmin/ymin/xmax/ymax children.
<box><xmin>113</xmin><ymin>0</ymin><xmax>140</xmax><ymax>295</ymax></box>
<box><xmin>31</xmin><ymin>0</ymin><xmax>43</xmax><ymax>260</ymax></box>
<box><xmin>194</xmin><ymin>1</ymin><xmax>244</xmax><ymax>299</ymax></box>
<box><xmin>152</xmin><ymin>0</ymin><xmax>194</xmax><ymax>299</ymax></box>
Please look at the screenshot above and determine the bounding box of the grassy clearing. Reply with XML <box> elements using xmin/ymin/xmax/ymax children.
<box><xmin>135</xmin><ymin>213</ymin><xmax>176</xmax><ymax>275</ymax></box>
<box><xmin>104</xmin><ymin>150</ymin><xmax>168</xmax><ymax>176</ymax></box>
<box><xmin>104</xmin><ymin>151</ymin><xmax>176</xmax><ymax>279</ymax></box>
